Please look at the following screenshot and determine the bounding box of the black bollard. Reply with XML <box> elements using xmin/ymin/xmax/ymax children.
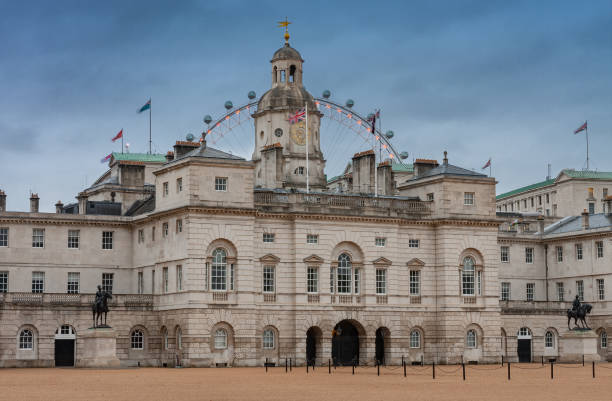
<box><xmin>433</xmin><ymin>362</ymin><xmax>436</xmax><ymax>379</ymax></box>
<box><xmin>290</xmin><ymin>358</ymin><xmax>292</xmax><ymax>372</ymax></box>
<box><xmin>402</xmin><ymin>355</ymin><xmax>404</xmax><ymax>366</ymax></box>
<box><xmin>285</xmin><ymin>358</ymin><xmax>288</xmax><ymax>373</ymax></box>
<box><xmin>508</xmin><ymin>362</ymin><xmax>511</xmax><ymax>381</ymax></box>
<box><xmin>593</xmin><ymin>361</ymin><xmax>595</xmax><ymax>378</ymax></box>
<box><xmin>501</xmin><ymin>355</ymin><xmax>504</xmax><ymax>367</ymax></box>
<box><xmin>462</xmin><ymin>362</ymin><xmax>465</xmax><ymax>381</ymax></box>
<box><xmin>328</xmin><ymin>359</ymin><xmax>331</xmax><ymax>374</ymax></box>
<box><xmin>265</xmin><ymin>357</ymin><xmax>268</xmax><ymax>372</ymax></box>
<box><xmin>352</xmin><ymin>362</ymin><xmax>355</xmax><ymax>375</ymax></box>
<box><xmin>403</xmin><ymin>360</ymin><xmax>406</xmax><ymax>377</ymax></box>
<box><xmin>377</xmin><ymin>361</ymin><xmax>380</xmax><ymax>376</ymax></box>
<box><xmin>583</xmin><ymin>355</ymin><xmax>585</xmax><ymax>366</ymax></box>
<box><xmin>306</xmin><ymin>362</ymin><xmax>309</xmax><ymax>374</ymax></box>
<box><xmin>541</xmin><ymin>355</ymin><xmax>544</xmax><ymax>365</ymax></box>
<box><xmin>312</xmin><ymin>361</ymin><xmax>315</xmax><ymax>371</ymax></box>
<box><xmin>550</xmin><ymin>361</ymin><xmax>553</xmax><ymax>380</ymax></box>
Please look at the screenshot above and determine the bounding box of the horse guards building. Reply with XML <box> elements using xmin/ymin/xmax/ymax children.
<box><xmin>1</xmin><ymin>37</ymin><xmax>611</xmax><ymax>368</ymax></box>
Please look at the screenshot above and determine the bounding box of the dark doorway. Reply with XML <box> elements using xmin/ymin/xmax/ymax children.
<box><xmin>306</xmin><ymin>327</ymin><xmax>320</xmax><ymax>365</ymax></box>
<box><xmin>517</xmin><ymin>339</ymin><xmax>531</xmax><ymax>362</ymax></box>
<box><xmin>375</xmin><ymin>328</ymin><xmax>386</xmax><ymax>365</ymax></box>
<box><xmin>55</xmin><ymin>339</ymin><xmax>75</xmax><ymax>367</ymax></box>
<box><xmin>332</xmin><ymin>320</ymin><xmax>359</xmax><ymax>366</ymax></box>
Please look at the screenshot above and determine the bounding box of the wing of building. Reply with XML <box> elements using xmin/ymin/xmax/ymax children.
<box><xmin>0</xmin><ymin>38</ymin><xmax>610</xmax><ymax>368</ymax></box>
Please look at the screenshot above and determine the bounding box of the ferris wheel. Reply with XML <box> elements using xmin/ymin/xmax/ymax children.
<box><xmin>200</xmin><ymin>90</ymin><xmax>409</xmax><ymax>177</ymax></box>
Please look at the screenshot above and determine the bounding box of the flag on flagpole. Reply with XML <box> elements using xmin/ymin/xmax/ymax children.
<box><xmin>100</xmin><ymin>153</ymin><xmax>112</xmax><ymax>163</ymax></box>
<box><xmin>111</xmin><ymin>129</ymin><xmax>123</xmax><ymax>142</ymax></box>
<box><xmin>482</xmin><ymin>158</ymin><xmax>491</xmax><ymax>169</ymax></box>
<box><xmin>288</xmin><ymin>108</ymin><xmax>305</xmax><ymax>124</ymax></box>
<box><xmin>574</xmin><ymin>121</ymin><xmax>587</xmax><ymax>134</ymax></box>
<box><xmin>138</xmin><ymin>99</ymin><xmax>151</xmax><ymax>113</ymax></box>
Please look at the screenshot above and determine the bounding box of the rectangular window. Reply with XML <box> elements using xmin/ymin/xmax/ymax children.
<box><xmin>163</xmin><ymin>267</ymin><xmax>168</xmax><ymax>293</ymax></box>
<box><xmin>531</xmin><ymin>198</ymin><xmax>534</xmax><ymax>207</ymax></box>
<box><xmin>546</xmin><ymin>193</ymin><xmax>550</xmax><ymax>204</ymax></box>
<box><xmin>576</xmin><ymin>243</ymin><xmax>583</xmax><ymax>260</ymax></box>
<box><xmin>176</xmin><ymin>219</ymin><xmax>183</xmax><ymax>233</ymax></box>
<box><xmin>576</xmin><ymin>280</ymin><xmax>584</xmax><ymax>301</ymax></box>
<box><xmin>307</xmin><ymin>267</ymin><xmax>318</xmax><ymax>293</ymax></box>
<box><xmin>462</xmin><ymin>269</ymin><xmax>474</xmax><ymax>296</ymax></box>
<box><xmin>556</xmin><ymin>246</ymin><xmax>563</xmax><ymax>262</ymax></box>
<box><xmin>176</xmin><ymin>265</ymin><xmax>182</xmax><ymax>291</ymax></box>
<box><xmin>354</xmin><ymin>268</ymin><xmax>360</xmax><ymax>294</ymax></box>
<box><xmin>138</xmin><ymin>229</ymin><xmax>144</xmax><ymax>243</ymax></box>
<box><xmin>162</xmin><ymin>222</ymin><xmax>169</xmax><ymax>238</ymax></box>
<box><xmin>596</xmin><ymin>241</ymin><xmax>604</xmax><ymax>258</ymax></box>
<box><xmin>523</xmin><ymin>199</ymin><xmax>527</xmax><ymax>208</ymax></box>
<box><xmin>0</xmin><ymin>228</ymin><xmax>8</xmax><ymax>247</ymax></box>
<box><xmin>230</xmin><ymin>264</ymin><xmax>234</xmax><ymax>291</ymax></box>
<box><xmin>263</xmin><ymin>265</ymin><xmax>275</xmax><ymax>293</ymax></box>
<box><xmin>67</xmin><ymin>272</ymin><xmax>80</xmax><ymax>294</ymax></box>
<box><xmin>68</xmin><ymin>229</ymin><xmax>80</xmax><ymax>249</ymax></box>
<box><xmin>597</xmin><ymin>279</ymin><xmax>605</xmax><ymax>301</ymax></box>
<box><xmin>32</xmin><ymin>228</ymin><xmax>44</xmax><ymax>248</ymax></box>
<box><xmin>538</xmin><ymin>195</ymin><xmax>542</xmax><ymax>205</ymax></box>
<box><xmin>555</xmin><ymin>282</ymin><xmax>564</xmax><ymax>302</ymax></box>
<box><xmin>375</xmin><ymin>269</ymin><xmax>386</xmax><ymax>295</ymax></box>
<box><xmin>427</xmin><ymin>193</ymin><xmax>434</xmax><ymax>201</ymax></box>
<box><xmin>306</xmin><ymin>234</ymin><xmax>318</xmax><ymax>244</ymax></box>
<box><xmin>375</xmin><ymin>237</ymin><xmax>386</xmax><ymax>247</ymax></box>
<box><xmin>410</xmin><ymin>270</ymin><xmax>420</xmax><ymax>296</ymax></box>
<box><xmin>409</xmin><ymin>239</ymin><xmax>420</xmax><ymax>248</ymax></box>
<box><xmin>211</xmin><ymin>263</ymin><xmax>226</xmax><ymax>291</ymax></box>
<box><xmin>152</xmin><ymin>226</ymin><xmax>156</xmax><ymax>241</ymax></box>
<box><xmin>215</xmin><ymin>177</ymin><xmax>227</xmax><ymax>191</ymax></box>
<box><xmin>138</xmin><ymin>272</ymin><xmax>143</xmax><ymax>294</ymax></box>
<box><xmin>477</xmin><ymin>270</ymin><xmax>482</xmax><ymax>296</ymax></box>
<box><xmin>588</xmin><ymin>202</ymin><xmax>595</xmax><ymax>215</ymax></box>
<box><xmin>330</xmin><ymin>268</ymin><xmax>335</xmax><ymax>294</ymax></box>
<box><xmin>337</xmin><ymin>264</ymin><xmax>351</xmax><ymax>294</ymax></box>
<box><xmin>102</xmin><ymin>231</ymin><xmax>113</xmax><ymax>250</ymax></box>
<box><xmin>163</xmin><ymin>182</ymin><xmax>169</xmax><ymax>196</ymax></box>
<box><xmin>501</xmin><ymin>282</ymin><xmax>510</xmax><ymax>301</ymax></box>
<box><xmin>152</xmin><ymin>270</ymin><xmax>155</xmax><ymax>294</ymax></box>
<box><xmin>525</xmin><ymin>247</ymin><xmax>534</xmax><ymax>264</ymax></box>
<box><xmin>500</xmin><ymin>246</ymin><xmax>509</xmax><ymax>263</ymax></box>
<box><xmin>464</xmin><ymin>192</ymin><xmax>474</xmax><ymax>206</ymax></box>
<box><xmin>263</xmin><ymin>233</ymin><xmax>275</xmax><ymax>243</ymax></box>
<box><xmin>0</xmin><ymin>271</ymin><xmax>8</xmax><ymax>292</ymax></box>
<box><xmin>102</xmin><ymin>273</ymin><xmax>114</xmax><ymax>293</ymax></box>
<box><xmin>526</xmin><ymin>283</ymin><xmax>534</xmax><ymax>302</ymax></box>
<box><xmin>32</xmin><ymin>271</ymin><xmax>44</xmax><ymax>293</ymax></box>
<box><xmin>176</xmin><ymin>178</ymin><xmax>183</xmax><ymax>193</ymax></box>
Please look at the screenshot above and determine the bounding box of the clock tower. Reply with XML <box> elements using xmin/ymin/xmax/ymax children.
<box><xmin>252</xmin><ymin>35</ymin><xmax>326</xmax><ymax>191</ymax></box>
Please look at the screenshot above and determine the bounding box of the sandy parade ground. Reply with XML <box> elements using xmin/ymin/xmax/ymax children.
<box><xmin>1</xmin><ymin>363</ymin><xmax>611</xmax><ymax>401</ymax></box>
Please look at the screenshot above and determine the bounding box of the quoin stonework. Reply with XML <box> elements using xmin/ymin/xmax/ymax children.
<box><xmin>1</xmin><ymin>37</ymin><xmax>611</xmax><ymax>368</ymax></box>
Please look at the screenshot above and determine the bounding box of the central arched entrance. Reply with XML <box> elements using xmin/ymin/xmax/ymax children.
<box><xmin>332</xmin><ymin>320</ymin><xmax>359</xmax><ymax>366</ymax></box>
<box><xmin>306</xmin><ymin>327</ymin><xmax>322</xmax><ymax>365</ymax></box>
<box><xmin>375</xmin><ymin>327</ymin><xmax>390</xmax><ymax>365</ymax></box>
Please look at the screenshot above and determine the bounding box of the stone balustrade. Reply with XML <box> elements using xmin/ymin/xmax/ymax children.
<box><xmin>3</xmin><ymin>293</ymin><xmax>153</xmax><ymax>307</ymax></box>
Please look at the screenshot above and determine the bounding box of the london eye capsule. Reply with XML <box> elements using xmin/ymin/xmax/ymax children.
<box><xmin>203</xmin><ymin>115</ymin><xmax>213</xmax><ymax>125</ymax></box>
<box><xmin>385</xmin><ymin>130</ymin><xmax>394</xmax><ymax>139</ymax></box>
<box><xmin>345</xmin><ymin>99</ymin><xmax>354</xmax><ymax>108</ymax></box>
<box><xmin>224</xmin><ymin>101</ymin><xmax>233</xmax><ymax>110</ymax></box>
<box><xmin>248</xmin><ymin>91</ymin><xmax>256</xmax><ymax>100</ymax></box>
<box><xmin>186</xmin><ymin>133</ymin><xmax>195</xmax><ymax>142</ymax></box>
<box><xmin>400</xmin><ymin>151</ymin><xmax>409</xmax><ymax>160</ymax></box>
<box><xmin>322</xmin><ymin>90</ymin><xmax>331</xmax><ymax>99</ymax></box>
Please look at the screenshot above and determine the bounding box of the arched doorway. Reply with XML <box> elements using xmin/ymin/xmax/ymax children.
<box><xmin>54</xmin><ymin>325</ymin><xmax>76</xmax><ymax>367</ymax></box>
<box><xmin>332</xmin><ymin>320</ymin><xmax>359</xmax><ymax>366</ymax></box>
<box><xmin>375</xmin><ymin>327</ymin><xmax>390</xmax><ymax>365</ymax></box>
<box><xmin>517</xmin><ymin>327</ymin><xmax>532</xmax><ymax>363</ymax></box>
<box><xmin>306</xmin><ymin>327</ymin><xmax>322</xmax><ymax>365</ymax></box>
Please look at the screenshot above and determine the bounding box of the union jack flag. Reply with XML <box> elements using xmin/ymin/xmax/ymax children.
<box><xmin>288</xmin><ymin>108</ymin><xmax>305</xmax><ymax>124</ymax></box>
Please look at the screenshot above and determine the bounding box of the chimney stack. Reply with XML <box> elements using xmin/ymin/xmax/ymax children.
<box><xmin>537</xmin><ymin>215</ymin><xmax>545</xmax><ymax>235</ymax></box>
<box><xmin>165</xmin><ymin>151</ymin><xmax>174</xmax><ymax>162</ymax></box>
<box><xmin>582</xmin><ymin>209</ymin><xmax>589</xmax><ymax>230</ymax></box>
<box><xmin>30</xmin><ymin>193</ymin><xmax>39</xmax><ymax>213</ymax></box>
<box><xmin>0</xmin><ymin>190</ymin><xmax>6</xmax><ymax>212</ymax></box>
<box><xmin>55</xmin><ymin>200</ymin><xmax>64</xmax><ymax>214</ymax></box>
<box><xmin>443</xmin><ymin>150</ymin><xmax>448</xmax><ymax>166</ymax></box>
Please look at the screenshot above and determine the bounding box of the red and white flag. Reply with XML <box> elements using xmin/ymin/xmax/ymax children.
<box><xmin>482</xmin><ymin>158</ymin><xmax>491</xmax><ymax>170</ymax></box>
<box><xmin>111</xmin><ymin>129</ymin><xmax>123</xmax><ymax>142</ymax></box>
<box><xmin>574</xmin><ymin>121</ymin><xmax>587</xmax><ymax>134</ymax></box>
<box><xmin>288</xmin><ymin>108</ymin><xmax>305</xmax><ymax>124</ymax></box>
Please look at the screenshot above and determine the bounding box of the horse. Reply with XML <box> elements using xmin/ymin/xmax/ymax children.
<box><xmin>92</xmin><ymin>291</ymin><xmax>112</xmax><ymax>328</ymax></box>
<box><xmin>567</xmin><ymin>303</ymin><xmax>592</xmax><ymax>330</ymax></box>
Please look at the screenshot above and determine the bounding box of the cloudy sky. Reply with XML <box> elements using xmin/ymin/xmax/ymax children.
<box><xmin>1</xmin><ymin>0</ymin><xmax>611</xmax><ymax>212</ymax></box>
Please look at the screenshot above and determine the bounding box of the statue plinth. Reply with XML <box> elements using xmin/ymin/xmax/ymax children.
<box><xmin>560</xmin><ymin>329</ymin><xmax>602</xmax><ymax>363</ymax></box>
<box><xmin>76</xmin><ymin>327</ymin><xmax>121</xmax><ymax>368</ymax></box>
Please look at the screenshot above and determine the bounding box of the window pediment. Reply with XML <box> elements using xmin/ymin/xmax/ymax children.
<box><xmin>259</xmin><ymin>254</ymin><xmax>280</xmax><ymax>263</ymax></box>
<box><xmin>406</xmin><ymin>258</ymin><xmax>425</xmax><ymax>267</ymax></box>
<box><xmin>303</xmin><ymin>254</ymin><xmax>324</xmax><ymax>264</ymax></box>
<box><xmin>372</xmin><ymin>257</ymin><xmax>392</xmax><ymax>266</ymax></box>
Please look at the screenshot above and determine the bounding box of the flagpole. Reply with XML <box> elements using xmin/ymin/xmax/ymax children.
<box><xmin>373</xmin><ymin>113</ymin><xmax>377</xmax><ymax>198</ymax></box>
<box><xmin>122</xmin><ymin>130</ymin><xmax>124</xmax><ymax>154</ymax></box>
<box><xmin>585</xmin><ymin>120</ymin><xmax>589</xmax><ymax>171</ymax></box>
<box><xmin>306</xmin><ymin>102</ymin><xmax>309</xmax><ymax>194</ymax></box>
<box><xmin>489</xmin><ymin>157</ymin><xmax>492</xmax><ymax>177</ymax></box>
<box><xmin>149</xmin><ymin>99</ymin><xmax>152</xmax><ymax>155</ymax></box>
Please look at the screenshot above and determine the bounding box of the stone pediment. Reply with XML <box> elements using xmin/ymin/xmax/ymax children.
<box><xmin>372</xmin><ymin>257</ymin><xmax>392</xmax><ymax>266</ymax></box>
<box><xmin>406</xmin><ymin>258</ymin><xmax>425</xmax><ymax>267</ymax></box>
<box><xmin>259</xmin><ymin>254</ymin><xmax>281</xmax><ymax>263</ymax></box>
<box><xmin>303</xmin><ymin>254</ymin><xmax>324</xmax><ymax>264</ymax></box>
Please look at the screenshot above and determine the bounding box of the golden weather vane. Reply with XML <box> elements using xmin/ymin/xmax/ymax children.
<box><xmin>277</xmin><ymin>17</ymin><xmax>291</xmax><ymax>44</ymax></box>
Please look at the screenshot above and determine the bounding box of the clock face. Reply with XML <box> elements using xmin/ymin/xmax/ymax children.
<box><xmin>274</xmin><ymin>128</ymin><xmax>283</xmax><ymax>138</ymax></box>
<box><xmin>290</xmin><ymin>121</ymin><xmax>307</xmax><ymax>145</ymax></box>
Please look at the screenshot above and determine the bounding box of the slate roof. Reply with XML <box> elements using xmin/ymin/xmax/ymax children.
<box><xmin>408</xmin><ymin>163</ymin><xmax>487</xmax><ymax>181</ymax></box>
<box><xmin>112</xmin><ymin>153</ymin><xmax>166</xmax><ymax>163</ymax></box>
<box><xmin>125</xmin><ymin>195</ymin><xmax>155</xmax><ymax>216</ymax></box>
<box><xmin>544</xmin><ymin>213</ymin><xmax>612</xmax><ymax>235</ymax></box>
<box><xmin>177</xmin><ymin>144</ymin><xmax>245</xmax><ymax>161</ymax></box>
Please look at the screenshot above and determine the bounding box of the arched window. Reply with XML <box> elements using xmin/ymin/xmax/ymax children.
<box><xmin>131</xmin><ymin>329</ymin><xmax>144</xmax><ymax>350</ymax></box>
<box><xmin>337</xmin><ymin>253</ymin><xmax>352</xmax><ymax>294</ymax></box>
<box><xmin>462</xmin><ymin>257</ymin><xmax>475</xmax><ymax>296</ymax></box>
<box><xmin>410</xmin><ymin>330</ymin><xmax>421</xmax><ymax>348</ymax></box>
<box><xmin>518</xmin><ymin>327</ymin><xmax>532</xmax><ymax>338</ymax></box>
<box><xmin>211</xmin><ymin>248</ymin><xmax>227</xmax><ymax>291</ymax></box>
<box><xmin>263</xmin><ymin>329</ymin><xmax>275</xmax><ymax>349</ymax></box>
<box><xmin>273</xmin><ymin>66</ymin><xmax>277</xmax><ymax>83</ymax></box>
<box><xmin>19</xmin><ymin>329</ymin><xmax>33</xmax><ymax>350</ymax></box>
<box><xmin>466</xmin><ymin>329</ymin><xmax>477</xmax><ymax>348</ymax></box>
<box><xmin>289</xmin><ymin>65</ymin><xmax>296</xmax><ymax>83</ymax></box>
<box><xmin>280</xmin><ymin>70</ymin><xmax>286</xmax><ymax>82</ymax></box>
<box><xmin>545</xmin><ymin>331</ymin><xmax>554</xmax><ymax>348</ymax></box>
<box><xmin>601</xmin><ymin>331</ymin><xmax>608</xmax><ymax>349</ymax></box>
<box><xmin>214</xmin><ymin>329</ymin><xmax>227</xmax><ymax>349</ymax></box>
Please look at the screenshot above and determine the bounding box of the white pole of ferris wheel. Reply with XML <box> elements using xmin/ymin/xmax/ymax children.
<box><xmin>374</xmin><ymin>114</ymin><xmax>378</xmax><ymax>198</ymax></box>
<box><xmin>306</xmin><ymin>102</ymin><xmax>309</xmax><ymax>194</ymax></box>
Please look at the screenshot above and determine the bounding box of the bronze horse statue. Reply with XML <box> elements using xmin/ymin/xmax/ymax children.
<box><xmin>92</xmin><ymin>287</ymin><xmax>112</xmax><ymax>328</ymax></box>
<box><xmin>567</xmin><ymin>303</ymin><xmax>592</xmax><ymax>330</ymax></box>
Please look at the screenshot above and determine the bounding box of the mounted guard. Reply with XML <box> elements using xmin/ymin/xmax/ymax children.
<box><xmin>92</xmin><ymin>285</ymin><xmax>113</xmax><ymax>328</ymax></box>
<box><xmin>567</xmin><ymin>295</ymin><xmax>592</xmax><ymax>330</ymax></box>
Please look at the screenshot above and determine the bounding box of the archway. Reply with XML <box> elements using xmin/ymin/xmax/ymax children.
<box><xmin>517</xmin><ymin>327</ymin><xmax>532</xmax><ymax>363</ymax></box>
<box><xmin>375</xmin><ymin>327</ymin><xmax>390</xmax><ymax>365</ymax></box>
<box><xmin>306</xmin><ymin>326</ymin><xmax>322</xmax><ymax>365</ymax></box>
<box><xmin>332</xmin><ymin>320</ymin><xmax>360</xmax><ymax>366</ymax></box>
<box><xmin>54</xmin><ymin>325</ymin><xmax>76</xmax><ymax>367</ymax></box>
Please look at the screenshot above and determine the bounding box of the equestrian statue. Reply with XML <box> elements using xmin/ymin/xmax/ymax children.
<box><xmin>567</xmin><ymin>295</ymin><xmax>592</xmax><ymax>330</ymax></box>
<box><xmin>92</xmin><ymin>284</ymin><xmax>113</xmax><ymax>328</ymax></box>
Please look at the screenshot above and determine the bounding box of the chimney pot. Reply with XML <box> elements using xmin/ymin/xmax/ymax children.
<box><xmin>443</xmin><ymin>151</ymin><xmax>448</xmax><ymax>166</ymax></box>
<box><xmin>30</xmin><ymin>193</ymin><xmax>40</xmax><ymax>213</ymax></box>
<box><xmin>537</xmin><ymin>215</ymin><xmax>545</xmax><ymax>234</ymax></box>
<box><xmin>55</xmin><ymin>200</ymin><xmax>64</xmax><ymax>214</ymax></box>
<box><xmin>0</xmin><ymin>190</ymin><xmax>6</xmax><ymax>212</ymax></box>
<box><xmin>582</xmin><ymin>209</ymin><xmax>589</xmax><ymax>230</ymax></box>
